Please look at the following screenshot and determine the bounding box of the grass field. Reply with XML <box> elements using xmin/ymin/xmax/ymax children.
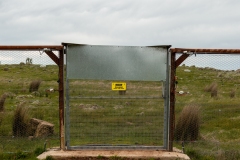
<box><xmin>175</xmin><ymin>65</ymin><xmax>240</xmax><ymax>159</ymax></box>
<box><xmin>0</xmin><ymin>63</ymin><xmax>240</xmax><ymax>159</ymax></box>
<box><xmin>0</xmin><ymin>64</ymin><xmax>59</xmax><ymax>159</ymax></box>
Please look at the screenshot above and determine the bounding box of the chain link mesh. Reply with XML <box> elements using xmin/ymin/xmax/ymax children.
<box><xmin>0</xmin><ymin>50</ymin><xmax>59</xmax><ymax>153</ymax></box>
<box><xmin>174</xmin><ymin>53</ymin><xmax>240</xmax><ymax>158</ymax></box>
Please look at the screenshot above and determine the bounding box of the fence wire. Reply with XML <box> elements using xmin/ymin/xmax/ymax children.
<box><xmin>174</xmin><ymin>53</ymin><xmax>240</xmax><ymax>159</ymax></box>
<box><xmin>66</xmin><ymin>80</ymin><xmax>165</xmax><ymax>148</ymax></box>
<box><xmin>0</xmin><ymin>50</ymin><xmax>59</xmax><ymax>153</ymax></box>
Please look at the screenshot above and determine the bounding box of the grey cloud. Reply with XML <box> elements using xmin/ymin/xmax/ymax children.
<box><xmin>1</xmin><ymin>0</ymin><xmax>240</xmax><ymax>48</ymax></box>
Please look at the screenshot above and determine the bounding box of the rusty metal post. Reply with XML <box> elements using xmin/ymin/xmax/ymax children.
<box><xmin>58</xmin><ymin>49</ymin><xmax>65</xmax><ymax>150</ymax></box>
<box><xmin>169</xmin><ymin>51</ymin><xmax>176</xmax><ymax>151</ymax></box>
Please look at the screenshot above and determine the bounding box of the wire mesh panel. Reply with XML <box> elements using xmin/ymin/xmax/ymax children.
<box><xmin>174</xmin><ymin>53</ymin><xmax>240</xmax><ymax>159</ymax></box>
<box><xmin>65</xmin><ymin>44</ymin><xmax>170</xmax><ymax>149</ymax></box>
<box><xmin>0</xmin><ymin>50</ymin><xmax>59</xmax><ymax>153</ymax></box>
<box><xmin>67</xmin><ymin>80</ymin><xmax>165</xmax><ymax>148</ymax></box>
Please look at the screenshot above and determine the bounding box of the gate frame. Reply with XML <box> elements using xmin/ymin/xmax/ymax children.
<box><xmin>64</xmin><ymin>44</ymin><xmax>172</xmax><ymax>150</ymax></box>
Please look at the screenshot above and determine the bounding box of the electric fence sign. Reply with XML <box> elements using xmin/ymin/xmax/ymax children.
<box><xmin>112</xmin><ymin>82</ymin><xmax>126</xmax><ymax>90</ymax></box>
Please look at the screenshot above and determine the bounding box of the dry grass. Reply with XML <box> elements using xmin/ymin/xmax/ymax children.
<box><xmin>29</xmin><ymin>80</ymin><xmax>42</xmax><ymax>92</ymax></box>
<box><xmin>0</xmin><ymin>94</ymin><xmax>7</xmax><ymax>112</ymax></box>
<box><xmin>204</xmin><ymin>82</ymin><xmax>218</xmax><ymax>97</ymax></box>
<box><xmin>175</xmin><ymin>104</ymin><xmax>201</xmax><ymax>141</ymax></box>
<box><xmin>12</xmin><ymin>103</ymin><xmax>30</xmax><ymax>137</ymax></box>
<box><xmin>0</xmin><ymin>113</ymin><xmax>3</xmax><ymax>126</ymax></box>
<box><xmin>230</xmin><ymin>90</ymin><xmax>236</xmax><ymax>98</ymax></box>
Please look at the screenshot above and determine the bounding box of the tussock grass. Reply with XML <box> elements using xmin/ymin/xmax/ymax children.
<box><xmin>204</xmin><ymin>82</ymin><xmax>218</xmax><ymax>97</ymax></box>
<box><xmin>12</xmin><ymin>103</ymin><xmax>30</xmax><ymax>137</ymax></box>
<box><xmin>0</xmin><ymin>113</ymin><xmax>3</xmax><ymax>126</ymax></box>
<box><xmin>29</xmin><ymin>80</ymin><xmax>42</xmax><ymax>92</ymax></box>
<box><xmin>230</xmin><ymin>89</ymin><xmax>236</xmax><ymax>98</ymax></box>
<box><xmin>175</xmin><ymin>104</ymin><xmax>200</xmax><ymax>141</ymax></box>
<box><xmin>0</xmin><ymin>94</ymin><xmax>7</xmax><ymax>112</ymax></box>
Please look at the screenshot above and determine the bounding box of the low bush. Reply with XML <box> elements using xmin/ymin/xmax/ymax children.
<box><xmin>175</xmin><ymin>104</ymin><xmax>201</xmax><ymax>141</ymax></box>
<box><xmin>230</xmin><ymin>90</ymin><xmax>236</xmax><ymax>98</ymax></box>
<box><xmin>204</xmin><ymin>82</ymin><xmax>218</xmax><ymax>97</ymax></box>
<box><xmin>12</xmin><ymin>103</ymin><xmax>30</xmax><ymax>137</ymax></box>
<box><xmin>0</xmin><ymin>113</ymin><xmax>3</xmax><ymax>126</ymax></box>
<box><xmin>0</xmin><ymin>94</ymin><xmax>7</xmax><ymax>112</ymax></box>
<box><xmin>29</xmin><ymin>80</ymin><xmax>42</xmax><ymax>92</ymax></box>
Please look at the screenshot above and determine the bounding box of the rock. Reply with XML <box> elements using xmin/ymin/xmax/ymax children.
<box><xmin>30</xmin><ymin>118</ymin><xmax>54</xmax><ymax>138</ymax></box>
<box><xmin>184</xmin><ymin>69</ymin><xmax>191</xmax><ymax>72</ymax></box>
<box><xmin>32</xmin><ymin>100</ymin><xmax>40</xmax><ymax>105</ymax></box>
<box><xmin>35</xmin><ymin>121</ymin><xmax>54</xmax><ymax>137</ymax></box>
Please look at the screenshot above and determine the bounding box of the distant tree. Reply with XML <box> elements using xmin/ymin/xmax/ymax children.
<box><xmin>26</xmin><ymin>58</ymin><xmax>33</xmax><ymax>64</ymax></box>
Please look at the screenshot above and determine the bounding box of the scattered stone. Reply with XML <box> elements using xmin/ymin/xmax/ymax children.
<box><xmin>16</xmin><ymin>95</ymin><xmax>33</xmax><ymax>99</ymax></box>
<box><xmin>79</xmin><ymin>104</ymin><xmax>102</xmax><ymax>110</ymax></box>
<box><xmin>184</xmin><ymin>69</ymin><xmax>191</xmax><ymax>72</ymax></box>
<box><xmin>32</xmin><ymin>100</ymin><xmax>40</xmax><ymax>105</ymax></box>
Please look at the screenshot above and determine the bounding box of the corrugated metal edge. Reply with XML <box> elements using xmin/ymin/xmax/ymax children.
<box><xmin>62</xmin><ymin>42</ymin><xmax>171</xmax><ymax>48</ymax></box>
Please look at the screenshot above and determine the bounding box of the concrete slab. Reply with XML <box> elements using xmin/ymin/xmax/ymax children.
<box><xmin>37</xmin><ymin>148</ymin><xmax>190</xmax><ymax>160</ymax></box>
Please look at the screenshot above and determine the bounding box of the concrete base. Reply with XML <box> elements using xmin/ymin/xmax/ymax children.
<box><xmin>37</xmin><ymin>148</ymin><xmax>190</xmax><ymax>160</ymax></box>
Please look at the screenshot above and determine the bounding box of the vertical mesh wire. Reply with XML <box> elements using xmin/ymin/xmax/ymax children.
<box><xmin>67</xmin><ymin>80</ymin><xmax>165</xmax><ymax>147</ymax></box>
<box><xmin>0</xmin><ymin>50</ymin><xmax>59</xmax><ymax>152</ymax></box>
<box><xmin>174</xmin><ymin>53</ymin><xmax>240</xmax><ymax>158</ymax></box>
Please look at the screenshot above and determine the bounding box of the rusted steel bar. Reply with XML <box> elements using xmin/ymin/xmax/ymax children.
<box><xmin>169</xmin><ymin>51</ymin><xmax>176</xmax><ymax>151</ymax></box>
<box><xmin>171</xmin><ymin>48</ymin><xmax>240</xmax><ymax>54</ymax></box>
<box><xmin>0</xmin><ymin>45</ymin><xmax>63</xmax><ymax>51</ymax></box>
<box><xmin>175</xmin><ymin>54</ymin><xmax>190</xmax><ymax>68</ymax></box>
<box><xmin>58</xmin><ymin>50</ymin><xmax>65</xmax><ymax>150</ymax></box>
<box><xmin>45</xmin><ymin>51</ymin><xmax>59</xmax><ymax>65</ymax></box>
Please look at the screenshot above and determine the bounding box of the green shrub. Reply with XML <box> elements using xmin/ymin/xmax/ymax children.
<box><xmin>34</xmin><ymin>147</ymin><xmax>45</xmax><ymax>156</ymax></box>
<box><xmin>29</xmin><ymin>80</ymin><xmax>42</xmax><ymax>92</ymax></box>
<box><xmin>46</xmin><ymin>155</ymin><xmax>54</xmax><ymax>160</ymax></box>
<box><xmin>12</xmin><ymin>103</ymin><xmax>30</xmax><ymax>137</ymax></box>
<box><xmin>175</xmin><ymin>104</ymin><xmax>200</xmax><ymax>141</ymax></box>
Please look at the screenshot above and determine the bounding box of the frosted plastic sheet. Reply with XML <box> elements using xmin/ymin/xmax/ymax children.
<box><xmin>66</xmin><ymin>44</ymin><xmax>169</xmax><ymax>81</ymax></box>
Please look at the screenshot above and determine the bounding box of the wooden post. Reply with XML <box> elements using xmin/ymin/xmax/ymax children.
<box><xmin>169</xmin><ymin>51</ymin><xmax>176</xmax><ymax>151</ymax></box>
<box><xmin>58</xmin><ymin>50</ymin><xmax>65</xmax><ymax>150</ymax></box>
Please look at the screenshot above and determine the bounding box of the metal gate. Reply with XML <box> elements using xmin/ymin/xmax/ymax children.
<box><xmin>64</xmin><ymin>43</ymin><xmax>171</xmax><ymax>150</ymax></box>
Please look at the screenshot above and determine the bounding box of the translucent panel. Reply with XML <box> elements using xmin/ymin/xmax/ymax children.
<box><xmin>66</xmin><ymin>44</ymin><xmax>169</xmax><ymax>81</ymax></box>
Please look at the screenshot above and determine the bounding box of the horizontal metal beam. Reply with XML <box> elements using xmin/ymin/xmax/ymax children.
<box><xmin>70</xmin><ymin>96</ymin><xmax>163</xmax><ymax>99</ymax></box>
<box><xmin>69</xmin><ymin>145</ymin><xmax>165</xmax><ymax>150</ymax></box>
<box><xmin>0</xmin><ymin>45</ymin><xmax>63</xmax><ymax>51</ymax></box>
<box><xmin>171</xmin><ymin>48</ymin><xmax>240</xmax><ymax>54</ymax></box>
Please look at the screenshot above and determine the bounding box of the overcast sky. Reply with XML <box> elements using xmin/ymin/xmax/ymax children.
<box><xmin>1</xmin><ymin>0</ymin><xmax>240</xmax><ymax>49</ymax></box>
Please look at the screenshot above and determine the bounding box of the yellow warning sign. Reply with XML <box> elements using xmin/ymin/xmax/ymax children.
<box><xmin>112</xmin><ymin>82</ymin><xmax>126</xmax><ymax>90</ymax></box>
